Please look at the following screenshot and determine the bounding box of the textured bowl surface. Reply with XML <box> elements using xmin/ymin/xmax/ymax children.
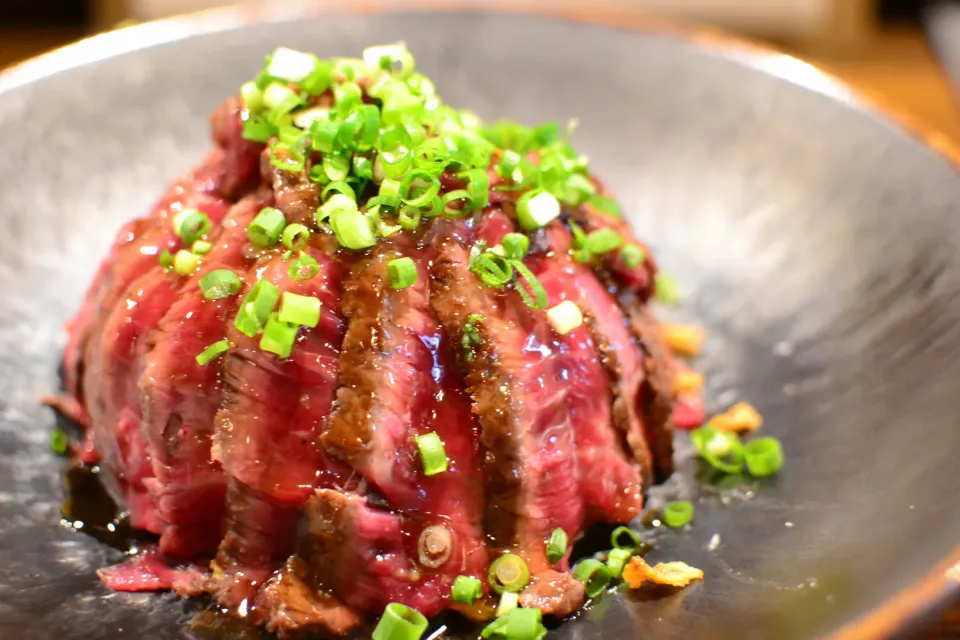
<box><xmin>1</xmin><ymin>6</ymin><xmax>959</xmax><ymax>640</ymax></box>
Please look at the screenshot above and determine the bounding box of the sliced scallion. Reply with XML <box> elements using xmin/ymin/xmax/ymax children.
<box><xmin>496</xmin><ymin>592</ymin><xmax>519</xmax><ymax>618</ymax></box>
<box><xmin>511</xmin><ymin>259</ymin><xmax>548</xmax><ymax>311</ymax></box>
<box><xmin>387</xmin><ymin>257</ymin><xmax>417</xmax><ymax>290</ymax></box>
<box><xmin>606</xmin><ymin>547</ymin><xmax>634</xmax><ymax>577</ymax></box>
<box><xmin>690</xmin><ymin>426</ymin><xmax>745</xmax><ymax>475</ymax></box>
<box><xmin>546</xmin><ymin>300</ymin><xmax>583</xmax><ymax>335</ymax></box>
<box><xmin>584</xmin><ymin>228</ymin><xmax>623</xmax><ymax>255</ymax></box>
<box><xmin>199</xmin><ymin>269</ymin><xmax>242</xmax><ymax>300</ymax></box>
<box><xmin>196</xmin><ymin>340</ymin><xmax>229</xmax><ymax>366</ymax></box>
<box><xmin>573</xmin><ymin>558</ymin><xmax>612</xmax><ymax>599</ymax></box>
<box><xmin>247</xmin><ymin>207</ymin><xmax>286</xmax><ymax>247</ymax></box>
<box><xmin>289</xmin><ymin>253</ymin><xmax>320</xmax><ymax>281</ymax></box>
<box><xmin>281</xmin><ymin>223</ymin><xmax>311</xmax><ymax>251</ymax></box>
<box><xmin>173</xmin><ymin>250</ymin><xmax>200</xmax><ymax>276</ymax></box>
<box><xmin>415</xmin><ymin>432</ymin><xmax>447</xmax><ymax>476</ymax></box>
<box><xmin>451</xmin><ymin>575</ymin><xmax>483</xmax><ymax>605</ymax></box>
<box><xmin>371</xmin><ymin>603</ymin><xmax>428</xmax><ymax>640</ymax></box>
<box><xmin>259</xmin><ymin>312</ymin><xmax>299</xmax><ymax>359</ymax></box>
<box><xmin>488</xmin><ymin>554</ymin><xmax>529</xmax><ymax>594</ymax></box>
<box><xmin>501</xmin><ymin>233</ymin><xmax>529</xmax><ymax>260</ymax></box>
<box><xmin>546</xmin><ymin>527</ymin><xmax>568</xmax><ymax>564</ymax></box>
<box><xmin>663</xmin><ymin>501</ymin><xmax>695</xmax><ymax>528</ymax></box>
<box><xmin>173</xmin><ymin>209</ymin><xmax>211</xmax><ymax>245</ymax></box>
<box><xmin>516</xmin><ymin>190</ymin><xmax>560</xmax><ymax>230</ymax></box>
<box><xmin>234</xmin><ymin>279</ymin><xmax>280</xmax><ymax>337</ymax></box>
<box><xmin>620</xmin><ymin>244</ymin><xmax>645</xmax><ymax>268</ymax></box>
<box><xmin>278</xmin><ymin>292</ymin><xmax>322</xmax><ymax>328</ymax></box>
<box><xmin>611</xmin><ymin>526</ymin><xmax>643</xmax><ymax>550</ymax></box>
<box><xmin>743</xmin><ymin>437</ymin><xmax>784</xmax><ymax>477</ymax></box>
<box><xmin>50</xmin><ymin>428</ymin><xmax>68</xmax><ymax>456</ymax></box>
<box><xmin>470</xmin><ymin>252</ymin><xmax>513</xmax><ymax>288</ymax></box>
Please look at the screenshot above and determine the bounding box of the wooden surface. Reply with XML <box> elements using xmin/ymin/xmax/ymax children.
<box><xmin>0</xmin><ymin>22</ymin><xmax>958</xmax><ymax>639</ymax></box>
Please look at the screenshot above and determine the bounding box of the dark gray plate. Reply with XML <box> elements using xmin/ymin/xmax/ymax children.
<box><xmin>2</xmin><ymin>4</ymin><xmax>959</xmax><ymax>639</ymax></box>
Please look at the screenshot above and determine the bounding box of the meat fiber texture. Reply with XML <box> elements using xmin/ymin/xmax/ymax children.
<box><xmin>61</xmin><ymin>97</ymin><xmax>679</xmax><ymax>636</ymax></box>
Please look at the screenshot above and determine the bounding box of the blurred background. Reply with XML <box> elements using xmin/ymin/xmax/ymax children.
<box><xmin>1</xmin><ymin>0</ymin><xmax>960</xmax><ymax>144</ymax></box>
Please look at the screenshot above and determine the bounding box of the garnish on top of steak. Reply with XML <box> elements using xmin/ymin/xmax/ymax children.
<box><xmin>59</xmin><ymin>43</ymin><xmax>685</xmax><ymax>638</ymax></box>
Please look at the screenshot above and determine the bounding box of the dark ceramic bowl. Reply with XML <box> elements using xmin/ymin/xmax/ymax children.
<box><xmin>2</xmin><ymin>3</ymin><xmax>959</xmax><ymax>639</ymax></box>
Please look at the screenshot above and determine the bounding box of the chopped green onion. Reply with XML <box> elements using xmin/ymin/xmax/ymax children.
<box><xmin>173</xmin><ymin>250</ymin><xmax>200</xmax><ymax>275</ymax></box>
<box><xmin>266</xmin><ymin>47</ymin><xmax>319</xmax><ymax>83</ymax></box>
<box><xmin>260</xmin><ymin>312</ymin><xmax>299</xmax><ymax>358</ymax></box>
<box><xmin>573</xmin><ymin>558</ymin><xmax>613</xmax><ymax>599</ymax></box>
<box><xmin>690</xmin><ymin>426</ymin><xmax>745</xmax><ymax>475</ymax></box>
<box><xmin>196</xmin><ymin>339</ymin><xmax>229</xmax><ymax>366</ymax></box>
<box><xmin>481</xmin><ymin>608</ymin><xmax>545</xmax><ymax>640</ymax></box>
<box><xmin>333</xmin><ymin>81</ymin><xmax>363</xmax><ymax>114</ymax></box>
<box><xmin>330</xmin><ymin>209</ymin><xmax>376</xmax><ymax>250</ymax></box>
<box><xmin>242</xmin><ymin>115</ymin><xmax>276</xmax><ymax>142</ymax></box>
<box><xmin>510</xmin><ymin>260</ymin><xmax>548</xmax><ymax>311</ymax></box>
<box><xmin>462</xmin><ymin>314</ymin><xmax>484</xmax><ymax>363</ymax></box>
<box><xmin>281</xmin><ymin>223</ymin><xmax>311</xmax><ymax>251</ymax></box>
<box><xmin>387</xmin><ymin>257</ymin><xmax>417</xmax><ymax>290</ymax></box>
<box><xmin>353</xmin><ymin>155</ymin><xmax>375</xmax><ymax>181</ymax></box>
<box><xmin>271</xmin><ymin>142</ymin><xmax>306</xmax><ymax>173</ymax></box>
<box><xmin>451</xmin><ymin>575</ymin><xmax>483</xmax><ymax>605</ymax></box>
<box><xmin>655</xmin><ymin>272</ymin><xmax>681</xmax><ymax>305</ymax></box>
<box><xmin>397</xmin><ymin>206</ymin><xmax>421</xmax><ymax>231</ymax></box>
<box><xmin>321</xmin><ymin>180</ymin><xmax>357</xmax><ymax>203</ymax></box>
<box><xmin>240</xmin><ymin>81</ymin><xmax>264</xmax><ymax>111</ymax></box>
<box><xmin>311</xmin><ymin>118</ymin><xmax>340</xmax><ymax>153</ymax></box>
<box><xmin>502</xmin><ymin>233</ymin><xmax>529</xmax><ymax>260</ymax></box>
<box><xmin>441</xmin><ymin>189</ymin><xmax>472</xmax><ymax>218</ymax></box>
<box><xmin>517</xmin><ymin>190</ymin><xmax>560</xmax><ymax>231</ymax></box>
<box><xmin>585</xmin><ymin>228</ymin><xmax>623</xmax><ymax>255</ymax></box>
<box><xmin>50</xmin><ymin>428</ymin><xmax>68</xmax><ymax>455</ymax></box>
<box><xmin>158</xmin><ymin>249</ymin><xmax>174</xmax><ymax>270</ymax></box>
<box><xmin>292</xmin><ymin>106</ymin><xmax>329</xmax><ymax>130</ymax></box>
<box><xmin>562</xmin><ymin>173</ymin><xmax>595</xmax><ymax>206</ymax></box>
<box><xmin>663</xmin><ymin>501</ymin><xmax>695</xmax><ymax>528</ymax></box>
<box><xmin>192</xmin><ymin>239</ymin><xmax>213</xmax><ymax>255</ymax></box>
<box><xmin>606</xmin><ymin>547</ymin><xmax>634</xmax><ymax>577</ymax></box>
<box><xmin>234</xmin><ymin>279</ymin><xmax>280</xmax><ymax>337</ymax></box>
<box><xmin>323</xmin><ymin>153</ymin><xmax>351</xmax><ymax>182</ymax></box>
<box><xmin>546</xmin><ymin>527</ymin><xmax>568</xmax><ymax>564</ymax></box>
<box><xmin>247</xmin><ymin>207</ymin><xmax>286</xmax><ymax>247</ymax></box>
<box><xmin>301</xmin><ymin>60</ymin><xmax>333</xmax><ymax>95</ymax></box>
<box><xmin>488</xmin><ymin>554</ymin><xmax>529</xmax><ymax>594</ymax></box>
<box><xmin>621</xmin><ymin>244</ymin><xmax>645</xmax><ymax>268</ymax></box>
<box><xmin>263</xmin><ymin>83</ymin><xmax>302</xmax><ymax>122</ymax></box>
<box><xmin>471</xmin><ymin>252</ymin><xmax>513</xmax><ymax>288</ymax></box>
<box><xmin>496</xmin><ymin>592</ymin><xmax>519</xmax><ymax>618</ymax></box>
<box><xmin>173</xmin><ymin>209</ymin><xmax>211</xmax><ymax>245</ymax></box>
<box><xmin>278</xmin><ymin>292</ymin><xmax>322</xmax><ymax>328</ymax></box>
<box><xmin>363</xmin><ymin>43</ymin><xmax>415</xmax><ymax>77</ymax></box>
<box><xmin>289</xmin><ymin>253</ymin><xmax>320</xmax><ymax>281</ymax></box>
<box><xmin>371</xmin><ymin>603</ymin><xmax>428</xmax><ymax>640</ymax></box>
<box><xmin>317</xmin><ymin>193</ymin><xmax>358</xmax><ymax>223</ymax></box>
<box><xmin>588</xmin><ymin>194</ymin><xmax>622</xmax><ymax>218</ymax></box>
<box><xmin>546</xmin><ymin>300</ymin><xmax>583</xmax><ymax>335</ymax></box>
<box><xmin>461</xmin><ymin>168</ymin><xmax>490</xmax><ymax>211</ymax></box>
<box><xmin>199</xmin><ymin>269</ymin><xmax>242</xmax><ymax>300</ymax></box>
<box><xmin>416</xmin><ymin>432</ymin><xmax>447</xmax><ymax>476</ymax></box>
<box><xmin>743</xmin><ymin>437</ymin><xmax>784</xmax><ymax>477</ymax></box>
<box><xmin>611</xmin><ymin>525</ymin><xmax>643</xmax><ymax>550</ymax></box>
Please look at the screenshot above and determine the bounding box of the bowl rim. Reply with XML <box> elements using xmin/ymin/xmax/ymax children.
<box><xmin>2</xmin><ymin>2</ymin><xmax>958</xmax><ymax>638</ymax></box>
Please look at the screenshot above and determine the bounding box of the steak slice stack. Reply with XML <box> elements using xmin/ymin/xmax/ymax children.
<box><xmin>60</xmin><ymin>48</ymin><xmax>683</xmax><ymax>636</ymax></box>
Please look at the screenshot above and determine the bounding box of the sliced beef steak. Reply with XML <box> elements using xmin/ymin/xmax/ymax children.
<box><xmin>61</xmin><ymin>72</ymin><xmax>681</xmax><ymax>636</ymax></box>
<box><xmin>430</xmin><ymin>224</ymin><xmax>585</xmax><ymax>616</ymax></box>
